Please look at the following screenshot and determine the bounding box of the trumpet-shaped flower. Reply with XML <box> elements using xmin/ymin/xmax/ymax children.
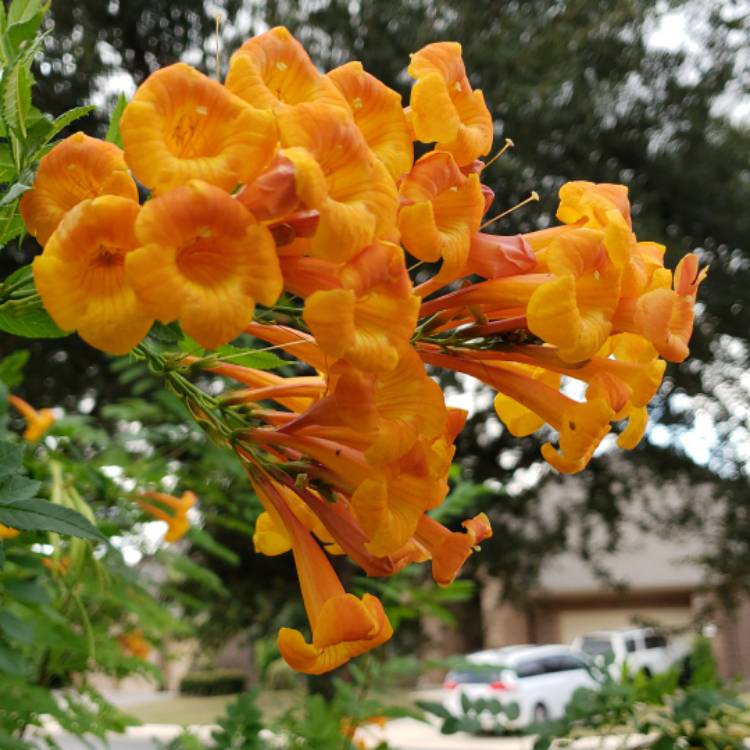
<box><xmin>303</xmin><ymin>242</ymin><xmax>419</xmax><ymax>371</ymax></box>
<box><xmin>277</xmin><ymin>103</ymin><xmax>399</xmax><ymax>262</ymax></box>
<box><xmin>226</xmin><ymin>26</ymin><xmax>348</xmax><ymax>113</ymax></box>
<box><xmin>556</xmin><ymin>181</ymin><xmax>632</xmax><ymax>228</ymax></box>
<box><xmin>137</xmin><ymin>491</ymin><xmax>197</xmax><ymax>543</ymax></box>
<box><xmin>398</xmin><ymin>151</ymin><xmax>484</xmax><ymax>284</ymax></box>
<box><xmin>8</xmin><ymin>395</ymin><xmax>55</xmax><ymax>442</ymax></box>
<box><xmin>126</xmin><ymin>180</ymin><xmax>283</xmax><ymax>349</ymax></box>
<box><xmin>32</xmin><ymin>196</ymin><xmax>152</xmax><ymax>354</ymax></box>
<box><xmin>414</xmin><ymin>513</ymin><xmax>492</xmax><ymax>586</ymax></box>
<box><xmin>328</xmin><ymin>61</ymin><xmax>413</xmax><ymax>180</ymax></box>
<box><xmin>120</xmin><ymin>63</ymin><xmax>277</xmax><ymax>193</ymax></box>
<box><xmin>251</xmin><ymin>472</ymin><xmax>392</xmax><ymax>674</ymax></box>
<box><xmin>407</xmin><ymin>42</ymin><xmax>493</xmax><ymax>165</ymax></box>
<box><xmin>20</xmin><ymin>132</ymin><xmax>138</xmax><ymax>245</ymax></box>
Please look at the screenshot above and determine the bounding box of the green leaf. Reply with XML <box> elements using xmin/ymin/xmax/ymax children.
<box><xmin>0</xmin><ymin>540</ymin><xmax>4</xmax><ymax>569</ymax></box>
<box><xmin>0</xmin><ymin>294</ymin><xmax>68</xmax><ymax>338</ymax></box>
<box><xmin>0</xmin><ymin>442</ymin><xmax>23</xmax><ymax>479</ymax></box>
<box><xmin>415</xmin><ymin>700</ymin><xmax>454</xmax><ymax>721</ymax></box>
<box><xmin>214</xmin><ymin>345</ymin><xmax>288</xmax><ymax>370</ymax></box>
<box><xmin>4</xmin><ymin>578</ymin><xmax>48</xmax><ymax>604</ymax></box>
<box><xmin>186</xmin><ymin>526</ymin><xmax>240</xmax><ymax>565</ymax></box>
<box><xmin>0</xmin><ymin>59</ymin><xmax>31</xmax><ymax>137</ymax></box>
<box><xmin>503</xmin><ymin>701</ymin><xmax>521</xmax><ymax>721</ymax></box>
<box><xmin>105</xmin><ymin>93</ymin><xmax>128</xmax><ymax>148</ymax></box>
<box><xmin>30</xmin><ymin>105</ymin><xmax>95</xmax><ymax>158</ymax></box>
<box><xmin>0</xmin><ymin>209</ymin><xmax>25</xmax><ymax>247</ymax></box>
<box><xmin>0</xmin><ymin>610</ymin><xmax>32</xmax><ymax>643</ymax></box>
<box><xmin>0</xmin><ymin>640</ymin><xmax>28</xmax><ymax>675</ymax></box>
<box><xmin>0</xmin><ymin>180</ymin><xmax>31</xmax><ymax>206</ymax></box>
<box><xmin>148</xmin><ymin>320</ymin><xmax>182</xmax><ymax>345</ymax></box>
<box><xmin>0</xmin><ymin>498</ymin><xmax>105</xmax><ymax>541</ymax></box>
<box><xmin>1</xmin><ymin>264</ymin><xmax>33</xmax><ymax>295</ymax></box>
<box><xmin>5</xmin><ymin>0</ymin><xmax>48</xmax><ymax>54</ymax></box>
<box><xmin>0</xmin><ymin>475</ymin><xmax>41</xmax><ymax>503</ymax></box>
<box><xmin>0</xmin><ymin>141</ymin><xmax>15</xmax><ymax>181</ymax></box>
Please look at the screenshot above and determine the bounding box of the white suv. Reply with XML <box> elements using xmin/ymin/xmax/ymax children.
<box><xmin>442</xmin><ymin>644</ymin><xmax>596</xmax><ymax>727</ymax></box>
<box><xmin>572</xmin><ymin>627</ymin><xmax>688</xmax><ymax>677</ymax></box>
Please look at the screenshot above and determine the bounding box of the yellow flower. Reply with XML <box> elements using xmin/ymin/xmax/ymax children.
<box><xmin>126</xmin><ymin>180</ymin><xmax>283</xmax><ymax>350</ymax></box>
<box><xmin>407</xmin><ymin>42</ymin><xmax>493</xmax><ymax>165</ymax></box>
<box><xmin>0</xmin><ymin>524</ymin><xmax>20</xmax><ymax>539</ymax></box>
<box><xmin>137</xmin><ymin>491</ymin><xmax>197</xmax><ymax>543</ymax></box>
<box><xmin>20</xmin><ymin>132</ymin><xmax>138</xmax><ymax>245</ymax></box>
<box><xmin>327</xmin><ymin>61</ymin><xmax>413</xmax><ymax>180</ymax></box>
<box><xmin>120</xmin><ymin>62</ymin><xmax>277</xmax><ymax>193</ymax></box>
<box><xmin>8</xmin><ymin>394</ymin><xmax>55</xmax><ymax>442</ymax></box>
<box><xmin>32</xmin><ymin>196</ymin><xmax>152</xmax><ymax>355</ymax></box>
<box><xmin>225</xmin><ymin>26</ymin><xmax>348</xmax><ymax>113</ymax></box>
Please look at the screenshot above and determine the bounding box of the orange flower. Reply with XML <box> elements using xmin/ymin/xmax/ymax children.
<box><xmin>614</xmin><ymin>253</ymin><xmax>707</xmax><ymax>362</ymax></box>
<box><xmin>303</xmin><ymin>242</ymin><xmax>420</xmax><ymax>371</ymax></box>
<box><xmin>277</xmin><ymin>102</ymin><xmax>399</xmax><ymax>262</ymax></box>
<box><xmin>118</xmin><ymin>630</ymin><xmax>151</xmax><ymax>659</ymax></box>
<box><xmin>0</xmin><ymin>524</ymin><xmax>20</xmax><ymax>539</ymax></box>
<box><xmin>137</xmin><ymin>491</ymin><xmax>197</xmax><ymax>543</ymax></box>
<box><xmin>20</xmin><ymin>132</ymin><xmax>138</xmax><ymax>245</ymax></box>
<box><xmin>461</xmin><ymin>232</ymin><xmax>537</xmax><ymax>280</ymax></box>
<box><xmin>251</xmin><ymin>472</ymin><xmax>392</xmax><ymax>675</ymax></box>
<box><xmin>282</xmin><ymin>350</ymin><xmax>446</xmax><ymax>466</ymax></box>
<box><xmin>236</xmin><ymin>147</ymin><xmax>327</xmax><ymax>224</ymax></box>
<box><xmin>126</xmin><ymin>180</ymin><xmax>282</xmax><ymax>349</ymax></box>
<box><xmin>32</xmin><ymin>196</ymin><xmax>152</xmax><ymax>355</ymax></box>
<box><xmin>407</xmin><ymin>42</ymin><xmax>493</xmax><ymax>165</ymax></box>
<box><xmin>414</xmin><ymin>513</ymin><xmax>492</xmax><ymax>586</ymax></box>
<box><xmin>420</xmin><ymin>348</ymin><xmax>614</xmax><ymax>473</ymax></box>
<box><xmin>556</xmin><ymin>181</ymin><xmax>632</xmax><ymax>229</ymax></box>
<box><xmin>8</xmin><ymin>395</ymin><xmax>55</xmax><ymax>442</ymax></box>
<box><xmin>120</xmin><ymin>63</ymin><xmax>276</xmax><ymax>193</ymax></box>
<box><xmin>398</xmin><ymin>151</ymin><xmax>484</xmax><ymax>286</ymax></box>
<box><xmin>226</xmin><ymin>26</ymin><xmax>348</xmax><ymax>113</ymax></box>
<box><xmin>327</xmin><ymin>61</ymin><xmax>413</xmax><ymax>180</ymax></box>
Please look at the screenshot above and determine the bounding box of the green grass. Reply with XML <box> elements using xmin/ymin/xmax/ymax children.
<box><xmin>126</xmin><ymin>689</ymin><xmax>303</xmax><ymax>726</ymax></box>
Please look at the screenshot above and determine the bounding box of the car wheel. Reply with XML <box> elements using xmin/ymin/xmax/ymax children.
<box><xmin>533</xmin><ymin>703</ymin><xmax>549</xmax><ymax>723</ymax></box>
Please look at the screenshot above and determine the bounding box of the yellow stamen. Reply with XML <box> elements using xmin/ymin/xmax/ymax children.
<box><xmin>480</xmin><ymin>190</ymin><xmax>539</xmax><ymax>229</ymax></box>
<box><xmin>480</xmin><ymin>138</ymin><xmax>514</xmax><ymax>171</ymax></box>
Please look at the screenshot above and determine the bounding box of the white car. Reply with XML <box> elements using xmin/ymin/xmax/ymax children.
<box><xmin>572</xmin><ymin>627</ymin><xmax>689</xmax><ymax>678</ymax></box>
<box><xmin>442</xmin><ymin>644</ymin><xmax>596</xmax><ymax>728</ymax></box>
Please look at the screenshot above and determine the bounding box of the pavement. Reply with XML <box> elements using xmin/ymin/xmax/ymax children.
<box><xmin>36</xmin><ymin>718</ymin><xmax>660</xmax><ymax>750</ymax></box>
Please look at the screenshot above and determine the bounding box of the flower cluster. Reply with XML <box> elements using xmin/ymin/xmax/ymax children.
<box><xmin>21</xmin><ymin>28</ymin><xmax>704</xmax><ymax>673</ymax></box>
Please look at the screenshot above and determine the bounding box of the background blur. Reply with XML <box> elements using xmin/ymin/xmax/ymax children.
<box><xmin>5</xmin><ymin>0</ymin><xmax>750</xmax><ymax>685</ymax></box>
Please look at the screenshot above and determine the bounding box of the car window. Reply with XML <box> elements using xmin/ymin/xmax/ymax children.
<box><xmin>644</xmin><ymin>634</ymin><xmax>667</xmax><ymax>649</ymax></box>
<box><xmin>579</xmin><ymin>636</ymin><xmax>614</xmax><ymax>658</ymax></box>
<box><xmin>516</xmin><ymin>658</ymin><xmax>545</xmax><ymax>678</ymax></box>
<box><xmin>446</xmin><ymin>669</ymin><xmax>500</xmax><ymax>684</ymax></box>
<box><xmin>625</xmin><ymin>638</ymin><xmax>637</xmax><ymax>653</ymax></box>
<box><xmin>556</xmin><ymin>654</ymin><xmax>588</xmax><ymax>671</ymax></box>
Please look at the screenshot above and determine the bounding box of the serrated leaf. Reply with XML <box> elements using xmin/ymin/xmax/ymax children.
<box><xmin>0</xmin><ymin>211</ymin><xmax>26</xmax><ymax>247</ymax></box>
<box><xmin>105</xmin><ymin>93</ymin><xmax>128</xmax><ymax>148</ymax></box>
<box><xmin>0</xmin><ymin>142</ymin><xmax>14</xmax><ymax>181</ymax></box>
<box><xmin>2</xmin><ymin>264</ymin><xmax>33</xmax><ymax>291</ymax></box>
<box><xmin>1</xmin><ymin>59</ymin><xmax>30</xmax><ymax>137</ymax></box>
<box><xmin>147</xmin><ymin>320</ymin><xmax>182</xmax><ymax>345</ymax></box>
<box><xmin>0</xmin><ymin>498</ymin><xmax>105</xmax><ymax>540</ymax></box>
<box><xmin>214</xmin><ymin>345</ymin><xmax>288</xmax><ymax>369</ymax></box>
<box><xmin>0</xmin><ymin>350</ymin><xmax>28</xmax><ymax>388</ymax></box>
<box><xmin>6</xmin><ymin>0</ymin><xmax>48</xmax><ymax>54</ymax></box>
<box><xmin>0</xmin><ymin>441</ymin><xmax>23</xmax><ymax>479</ymax></box>
<box><xmin>31</xmin><ymin>105</ymin><xmax>94</xmax><ymax>157</ymax></box>
<box><xmin>0</xmin><ymin>294</ymin><xmax>68</xmax><ymax>338</ymax></box>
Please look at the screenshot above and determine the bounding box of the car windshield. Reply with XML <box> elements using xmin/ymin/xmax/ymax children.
<box><xmin>446</xmin><ymin>668</ymin><xmax>499</xmax><ymax>684</ymax></box>
<box><xmin>580</xmin><ymin>636</ymin><xmax>614</xmax><ymax>657</ymax></box>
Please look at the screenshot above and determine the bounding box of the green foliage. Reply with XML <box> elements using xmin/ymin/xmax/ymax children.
<box><xmin>179</xmin><ymin>670</ymin><xmax>247</xmax><ymax>697</ymax></box>
<box><xmin>532</xmin><ymin>638</ymin><xmax>747</xmax><ymax>749</ymax></box>
<box><xmin>0</xmin><ymin>440</ymin><xmax>103</xmax><ymax>539</ymax></box>
<box><xmin>210</xmin><ymin>690</ymin><xmax>266</xmax><ymax>750</ymax></box>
